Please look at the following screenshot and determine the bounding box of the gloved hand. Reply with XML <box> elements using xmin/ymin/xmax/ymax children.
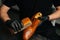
<box><xmin>3</xmin><ymin>8</ymin><xmax>32</xmax><ymax>34</ymax></box>
<box><xmin>38</xmin><ymin>16</ymin><xmax>49</xmax><ymax>21</ymax></box>
<box><xmin>5</xmin><ymin>17</ymin><xmax>32</xmax><ymax>34</ymax></box>
<box><xmin>5</xmin><ymin>19</ymin><xmax>22</xmax><ymax>34</ymax></box>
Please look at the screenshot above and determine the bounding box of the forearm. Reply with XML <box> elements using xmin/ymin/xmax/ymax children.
<box><xmin>48</xmin><ymin>6</ymin><xmax>60</xmax><ymax>20</ymax></box>
<box><xmin>1</xmin><ymin>5</ymin><xmax>11</xmax><ymax>22</ymax></box>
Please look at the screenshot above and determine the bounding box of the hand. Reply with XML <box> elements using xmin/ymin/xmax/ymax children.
<box><xmin>5</xmin><ymin>19</ymin><xmax>22</xmax><ymax>34</ymax></box>
<box><xmin>5</xmin><ymin>17</ymin><xmax>32</xmax><ymax>34</ymax></box>
<box><xmin>38</xmin><ymin>16</ymin><xmax>49</xmax><ymax>21</ymax></box>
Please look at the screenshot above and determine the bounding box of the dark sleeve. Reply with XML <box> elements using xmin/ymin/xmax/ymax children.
<box><xmin>53</xmin><ymin>0</ymin><xmax>60</xmax><ymax>7</ymax></box>
<box><xmin>3</xmin><ymin>0</ymin><xmax>16</xmax><ymax>7</ymax></box>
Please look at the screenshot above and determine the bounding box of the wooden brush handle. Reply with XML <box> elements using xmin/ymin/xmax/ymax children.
<box><xmin>23</xmin><ymin>12</ymin><xmax>42</xmax><ymax>40</ymax></box>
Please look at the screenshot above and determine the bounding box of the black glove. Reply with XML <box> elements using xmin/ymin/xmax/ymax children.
<box><xmin>38</xmin><ymin>16</ymin><xmax>49</xmax><ymax>21</ymax></box>
<box><xmin>5</xmin><ymin>8</ymin><xmax>32</xmax><ymax>34</ymax></box>
<box><xmin>5</xmin><ymin>20</ymin><xmax>23</xmax><ymax>34</ymax></box>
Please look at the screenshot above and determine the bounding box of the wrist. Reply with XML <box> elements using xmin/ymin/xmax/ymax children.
<box><xmin>3</xmin><ymin>18</ymin><xmax>11</xmax><ymax>22</ymax></box>
<box><xmin>48</xmin><ymin>15</ymin><xmax>54</xmax><ymax>21</ymax></box>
